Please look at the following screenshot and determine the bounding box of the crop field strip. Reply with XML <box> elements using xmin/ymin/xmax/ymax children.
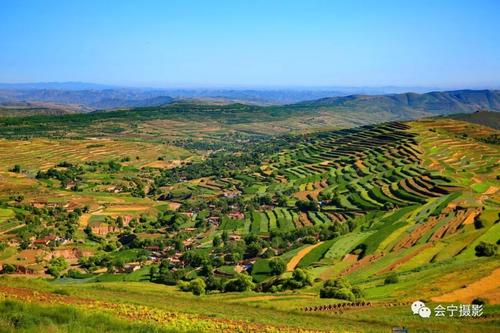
<box><xmin>234</xmin><ymin>121</ymin><xmax>465</xmax><ymax>236</ymax></box>
<box><xmin>0</xmin><ymin>138</ymin><xmax>190</xmax><ymax>172</ymax></box>
<box><xmin>266</xmin><ymin>123</ymin><xmax>456</xmax><ymax>218</ymax></box>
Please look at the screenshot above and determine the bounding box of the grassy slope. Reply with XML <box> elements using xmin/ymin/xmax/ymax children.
<box><xmin>0</xmin><ymin>277</ymin><xmax>498</xmax><ymax>333</ymax></box>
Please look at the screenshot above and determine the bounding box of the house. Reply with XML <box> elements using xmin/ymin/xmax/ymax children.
<box><xmin>223</xmin><ymin>190</ymin><xmax>240</xmax><ymax>198</ymax></box>
<box><xmin>144</xmin><ymin>245</ymin><xmax>161</xmax><ymax>252</ymax></box>
<box><xmin>228</xmin><ymin>212</ymin><xmax>245</xmax><ymax>220</ymax></box>
<box><xmin>64</xmin><ymin>180</ymin><xmax>77</xmax><ymax>190</ymax></box>
<box><xmin>16</xmin><ymin>265</ymin><xmax>34</xmax><ymax>275</ymax></box>
<box><xmin>169</xmin><ymin>257</ymin><xmax>181</xmax><ymax>264</ymax></box>
<box><xmin>30</xmin><ymin>200</ymin><xmax>47</xmax><ymax>209</ymax></box>
<box><xmin>33</xmin><ymin>235</ymin><xmax>57</xmax><ymax>247</ymax></box>
<box><xmin>124</xmin><ymin>264</ymin><xmax>141</xmax><ymax>273</ymax></box>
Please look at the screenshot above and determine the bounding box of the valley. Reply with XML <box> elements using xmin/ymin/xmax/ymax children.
<box><xmin>0</xmin><ymin>102</ymin><xmax>498</xmax><ymax>332</ymax></box>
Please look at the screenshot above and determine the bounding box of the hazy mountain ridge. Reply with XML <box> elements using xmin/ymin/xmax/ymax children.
<box><xmin>295</xmin><ymin>90</ymin><xmax>500</xmax><ymax>115</ymax></box>
<box><xmin>0</xmin><ymin>89</ymin><xmax>174</xmax><ymax>110</ymax></box>
<box><xmin>448</xmin><ymin>110</ymin><xmax>500</xmax><ymax>130</ymax></box>
<box><xmin>0</xmin><ymin>82</ymin><xmax>450</xmax><ymax>108</ymax></box>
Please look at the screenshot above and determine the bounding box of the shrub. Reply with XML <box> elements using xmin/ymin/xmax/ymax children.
<box><xmin>321</xmin><ymin>287</ymin><xmax>355</xmax><ymax>301</ymax></box>
<box><xmin>287</xmin><ymin>268</ymin><xmax>312</xmax><ymax>289</ymax></box>
<box><xmin>320</xmin><ymin>277</ymin><xmax>363</xmax><ymax>300</ymax></box>
<box><xmin>472</xmin><ymin>298</ymin><xmax>487</xmax><ymax>305</ymax></box>
<box><xmin>1</xmin><ymin>263</ymin><xmax>16</xmax><ymax>274</ymax></box>
<box><xmin>178</xmin><ymin>280</ymin><xmax>191</xmax><ymax>292</ymax></box>
<box><xmin>474</xmin><ymin>219</ymin><xmax>484</xmax><ymax>229</ymax></box>
<box><xmin>224</xmin><ymin>273</ymin><xmax>255</xmax><ymax>292</ymax></box>
<box><xmin>47</xmin><ymin>257</ymin><xmax>69</xmax><ymax>278</ymax></box>
<box><xmin>269</xmin><ymin>257</ymin><xmax>286</xmax><ymax>275</ymax></box>
<box><xmin>384</xmin><ymin>273</ymin><xmax>399</xmax><ymax>285</ymax></box>
<box><xmin>189</xmin><ymin>278</ymin><xmax>206</xmax><ymax>296</ymax></box>
<box><xmin>475</xmin><ymin>242</ymin><xmax>497</xmax><ymax>257</ymax></box>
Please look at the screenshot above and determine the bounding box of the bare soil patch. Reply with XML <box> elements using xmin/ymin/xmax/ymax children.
<box><xmin>432</xmin><ymin>268</ymin><xmax>500</xmax><ymax>304</ymax></box>
<box><xmin>287</xmin><ymin>242</ymin><xmax>324</xmax><ymax>272</ymax></box>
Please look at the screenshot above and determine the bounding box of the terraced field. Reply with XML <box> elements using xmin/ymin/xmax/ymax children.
<box><xmin>0</xmin><ymin>138</ymin><xmax>191</xmax><ymax>172</ymax></box>
<box><xmin>0</xmin><ymin>113</ymin><xmax>498</xmax><ymax>333</ymax></box>
<box><xmin>253</xmin><ymin>122</ymin><xmax>459</xmax><ymax>230</ymax></box>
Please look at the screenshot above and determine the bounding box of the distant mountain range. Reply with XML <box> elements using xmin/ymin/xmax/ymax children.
<box><xmin>0</xmin><ymin>89</ymin><xmax>174</xmax><ymax>110</ymax></box>
<box><xmin>0</xmin><ymin>83</ymin><xmax>498</xmax><ymax>117</ymax></box>
<box><xmin>294</xmin><ymin>90</ymin><xmax>500</xmax><ymax>115</ymax></box>
<box><xmin>0</xmin><ymin>82</ymin><xmax>456</xmax><ymax>109</ymax></box>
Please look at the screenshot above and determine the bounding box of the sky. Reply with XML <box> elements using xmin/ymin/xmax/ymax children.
<box><xmin>1</xmin><ymin>0</ymin><xmax>499</xmax><ymax>89</ymax></box>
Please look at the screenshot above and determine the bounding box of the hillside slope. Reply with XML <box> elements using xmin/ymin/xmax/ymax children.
<box><xmin>448</xmin><ymin>110</ymin><xmax>500</xmax><ymax>130</ymax></box>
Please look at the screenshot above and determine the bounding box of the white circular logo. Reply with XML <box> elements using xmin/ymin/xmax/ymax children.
<box><xmin>411</xmin><ymin>300</ymin><xmax>426</xmax><ymax>315</ymax></box>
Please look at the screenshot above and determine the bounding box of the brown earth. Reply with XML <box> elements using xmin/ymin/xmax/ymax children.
<box><xmin>431</xmin><ymin>268</ymin><xmax>500</xmax><ymax>304</ymax></box>
<box><xmin>286</xmin><ymin>242</ymin><xmax>324</xmax><ymax>272</ymax></box>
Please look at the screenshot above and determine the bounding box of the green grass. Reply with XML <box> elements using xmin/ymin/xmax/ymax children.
<box><xmin>109</xmin><ymin>249</ymin><xmax>149</xmax><ymax>263</ymax></box>
<box><xmin>251</xmin><ymin>258</ymin><xmax>271</xmax><ymax>282</ymax></box>
<box><xmin>0</xmin><ymin>208</ymin><xmax>15</xmax><ymax>219</ymax></box>
<box><xmin>0</xmin><ymin>299</ymin><xmax>186</xmax><ymax>333</ymax></box>
<box><xmin>324</xmin><ymin>232</ymin><xmax>372</xmax><ymax>259</ymax></box>
<box><xmin>297</xmin><ymin>239</ymin><xmax>336</xmax><ymax>268</ymax></box>
<box><xmin>471</xmin><ymin>182</ymin><xmax>491</xmax><ymax>193</ymax></box>
<box><xmin>92</xmin><ymin>266</ymin><xmax>151</xmax><ymax>283</ymax></box>
<box><xmin>362</xmin><ymin>220</ymin><xmax>408</xmax><ymax>255</ymax></box>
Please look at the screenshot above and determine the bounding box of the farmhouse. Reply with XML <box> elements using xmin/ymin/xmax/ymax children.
<box><xmin>32</xmin><ymin>235</ymin><xmax>57</xmax><ymax>247</ymax></box>
<box><xmin>228</xmin><ymin>211</ymin><xmax>245</xmax><ymax>220</ymax></box>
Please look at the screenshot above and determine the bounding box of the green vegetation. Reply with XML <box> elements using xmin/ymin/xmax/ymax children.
<box><xmin>0</xmin><ymin>299</ymin><xmax>186</xmax><ymax>333</ymax></box>
<box><xmin>475</xmin><ymin>242</ymin><xmax>498</xmax><ymax>257</ymax></box>
<box><xmin>0</xmin><ymin>106</ymin><xmax>498</xmax><ymax>332</ymax></box>
<box><xmin>320</xmin><ymin>277</ymin><xmax>363</xmax><ymax>301</ymax></box>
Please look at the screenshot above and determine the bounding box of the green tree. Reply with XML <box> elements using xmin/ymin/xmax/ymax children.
<box><xmin>47</xmin><ymin>257</ymin><xmax>69</xmax><ymax>278</ymax></box>
<box><xmin>475</xmin><ymin>242</ymin><xmax>497</xmax><ymax>257</ymax></box>
<box><xmin>320</xmin><ymin>277</ymin><xmax>363</xmax><ymax>300</ymax></box>
<box><xmin>189</xmin><ymin>278</ymin><xmax>206</xmax><ymax>296</ymax></box>
<box><xmin>212</xmin><ymin>235</ymin><xmax>222</xmax><ymax>247</ymax></box>
<box><xmin>384</xmin><ymin>273</ymin><xmax>399</xmax><ymax>285</ymax></box>
<box><xmin>224</xmin><ymin>273</ymin><xmax>255</xmax><ymax>292</ymax></box>
<box><xmin>1</xmin><ymin>264</ymin><xmax>16</xmax><ymax>274</ymax></box>
<box><xmin>269</xmin><ymin>257</ymin><xmax>286</xmax><ymax>275</ymax></box>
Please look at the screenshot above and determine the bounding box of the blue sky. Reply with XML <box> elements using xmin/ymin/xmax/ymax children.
<box><xmin>1</xmin><ymin>0</ymin><xmax>499</xmax><ymax>88</ymax></box>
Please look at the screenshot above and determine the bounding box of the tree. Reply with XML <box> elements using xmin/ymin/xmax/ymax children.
<box><xmin>189</xmin><ymin>278</ymin><xmax>206</xmax><ymax>296</ymax></box>
<box><xmin>10</xmin><ymin>165</ymin><xmax>21</xmax><ymax>173</ymax></box>
<box><xmin>285</xmin><ymin>268</ymin><xmax>312</xmax><ymax>289</ymax></box>
<box><xmin>320</xmin><ymin>277</ymin><xmax>363</xmax><ymax>300</ymax></box>
<box><xmin>475</xmin><ymin>242</ymin><xmax>497</xmax><ymax>257</ymax></box>
<box><xmin>221</xmin><ymin>230</ymin><xmax>229</xmax><ymax>243</ymax></box>
<box><xmin>47</xmin><ymin>257</ymin><xmax>69</xmax><ymax>278</ymax></box>
<box><xmin>246</xmin><ymin>242</ymin><xmax>262</xmax><ymax>258</ymax></box>
<box><xmin>1</xmin><ymin>264</ymin><xmax>15</xmax><ymax>274</ymax></box>
<box><xmin>149</xmin><ymin>266</ymin><xmax>159</xmax><ymax>281</ymax></box>
<box><xmin>295</xmin><ymin>200</ymin><xmax>319</xmax><ymax>212</ymax></box>
<box><xmin>223</xmin><ymin>273</ymin><xmax>255</xmax><ymax>292</ymax></box>
<box><xmin>212</xmin><ymin>235</ymin><xmax>222</xmax><ymax>247</ymax></box>
<box><xmin>384</xmin><ymin>273</ymin><xmax>399</xmax><ymax>285</ymax></box>
<box><xmin>269</xmin><ymin>257</ymin><xmax>286</xmax><ymax>275</ymax></box>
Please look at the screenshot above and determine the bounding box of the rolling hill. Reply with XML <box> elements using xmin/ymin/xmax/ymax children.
<box><xmin>295</xmin><ymin>90</ymin><xmax>500</xmax><ymax>115</ymax></box>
